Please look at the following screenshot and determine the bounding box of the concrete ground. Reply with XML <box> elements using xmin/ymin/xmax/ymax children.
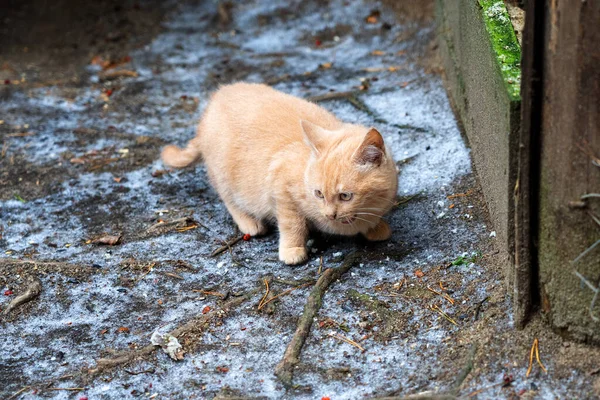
<box><xmin>1</xmin><ymin>0</ymin><xmax>598</xmax><ymax>399</ymax></box>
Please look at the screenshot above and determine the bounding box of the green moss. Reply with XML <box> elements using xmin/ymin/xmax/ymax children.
<box><xmin>478</xmin><ymin>0</ymin><xmax>522</xmax><ymax>100</ymax></box>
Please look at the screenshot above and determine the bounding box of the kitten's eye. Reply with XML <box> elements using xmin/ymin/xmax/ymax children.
<box><xmin>339</xmin><ymin>192</ymin><xmax>353</xmax><ymax>201</ymax></box>
<box><xmin>314</xmin><ymin>189</ymin><xmax>324</xmax><ymax>199</ymax></box>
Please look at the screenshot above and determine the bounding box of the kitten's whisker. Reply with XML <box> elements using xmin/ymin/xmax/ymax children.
<box><xmin>352</xmin><ymin>216</ymin><xmax>372</xmax><ymax>224</ymax></box>
<box><xmin>354</xmin><ymin>212</ymin><xmax>381</xmax><ymax>218</ymax></box>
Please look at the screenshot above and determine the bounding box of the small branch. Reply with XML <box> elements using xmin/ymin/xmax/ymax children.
<box><xmin>2</xmin><ymin>277</ymin><xmax>42</xmax><ymax>315</ymax></box>
<box><xmin>274</xmin><ymin>251</ymin><xmax>361</xmax><ymax>387</ymax></box>
<box><xmin>210</xmin><ymin>235</ymin><xmax>243</xmax><ymax>257</ymax></box>
<box><xmin>305</xmin><ymin>91</ymin><xmax>357</xmax><ymax>102</ymax></box>
<box><xmin>449</xmin><ymin>344</ymin><xmax>478</xmax><ymax>395</ymax></box>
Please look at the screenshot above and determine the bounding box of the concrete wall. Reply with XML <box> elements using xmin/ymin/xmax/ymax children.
<box><xmin>436</xmin><ymin>0</ymin><xmax>523</xmax><ymax>320</ymax></box>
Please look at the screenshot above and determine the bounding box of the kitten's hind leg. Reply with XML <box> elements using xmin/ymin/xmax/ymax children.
<box><xmin>364</xmin><ymin>219</ymin><xmax>391</xmax><ymax>241</ymax></box>
<box><xmin>223</xmin><ymin>200</ymin><xmax>267</xmax><ymax>236</ymax></box>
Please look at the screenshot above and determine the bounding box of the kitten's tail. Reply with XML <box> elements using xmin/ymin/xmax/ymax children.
<box><xmin>161</xmin><ymin>139</ymin><xmax>202</xmax><ymax>168</ymax></box>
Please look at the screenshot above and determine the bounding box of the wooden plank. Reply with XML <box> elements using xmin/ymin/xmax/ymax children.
<box><xmin>538</xmin><ymin>0</ymin><xmax>600</xmax><ymax>342</ymax></box>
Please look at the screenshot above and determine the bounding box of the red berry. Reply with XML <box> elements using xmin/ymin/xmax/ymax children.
<box><xmin>315</xmin><ymin>39</ymin><xmax>322</xmax><ymax>46</ymax></box>
<box><xmin>105</xmin><ymin>89</ymin><xmax>113</xmax><ymax>97</ymax></box>
<box><xmin>322</xmin><ymin>397</ymin><xmax>331</xmax><ymax>400</ymax></box>
<box><xmin>4</xmin><ymin>79</ymin><xmax>10</xmax><ymax>85</ymax></box>
<box><xmin>4</xmin><ymin>290</ymin><xmax>13</xmax><ymax>296</ymax></box>
<box><xmin>242</xmin><ymin>234</ymin><xmax>251</xmax><ymax>241</ymax></box>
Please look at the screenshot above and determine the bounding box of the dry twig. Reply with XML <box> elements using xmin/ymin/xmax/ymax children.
<box><xmin>274</xmin><ymin>251</ymin><xmax>361</xmax><ymax>387</ymax></box>
<box><xmin>210</xmin><ymin>235</ymin><xmax>243</xmax><ymax>257</ymax></box>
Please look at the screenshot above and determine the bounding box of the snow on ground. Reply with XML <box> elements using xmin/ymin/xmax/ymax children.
<box><xmin>1</xmin><ymin>1</ymin><xmax>595</xmax><ymax>399</ymax></box>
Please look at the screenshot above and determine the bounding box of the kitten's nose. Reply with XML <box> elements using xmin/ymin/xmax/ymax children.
<box><xmin>326</xmin><ymin>213</ymin><xmax>337</xmax><ymax>220</ymax></box>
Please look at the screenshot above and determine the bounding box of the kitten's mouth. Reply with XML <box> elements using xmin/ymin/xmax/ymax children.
<box><xmin>340</xmin><ymin>215</ymin><xmax>356</xmax><ymax>224</ymax></box>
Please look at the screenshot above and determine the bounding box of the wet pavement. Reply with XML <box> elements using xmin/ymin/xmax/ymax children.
<box><xmin>1</xmin><ymin>1</ymin><xmax>598</xmax><ymax>399</ymax></box>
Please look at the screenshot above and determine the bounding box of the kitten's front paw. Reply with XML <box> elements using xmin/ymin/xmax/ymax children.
<box><xmin>364</xmin><ymin>220</ymin><xmax>391</xmax><ymax>241</ymax></box>
<box><xmin>279</xmin><ymin>246</ymin><xmax>308</xmax><ymax>265</ymax></box>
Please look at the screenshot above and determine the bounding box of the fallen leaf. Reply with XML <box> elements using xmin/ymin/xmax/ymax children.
<box><xmin>113</xmin><ymin>177</ymin><xmax>123</xmax><ymax>183</ymax></box>
<box><xmin>151</xmin><ymin>169</ymin><xmax>169</xmax><ymax>177</ymax></box>
<box><xmin>117</xmin><ymin>326</ymin><xmax>130</xmax><ymax>333</ymax></box>
<box><xmin>371</xmin><ymin>50</ymin><xmax>385</xmax><ymax>56</ymax></box>
<box><xmin>91</xmin><ymin>234</ymin><xmax>121</xmax><ymax>246</ymax></box>
<box><xmin>320</xmin><ymin>62</ymin><xmax>333</xmax><ymax>69</ymax></box>
<box><xmin>70</xmin><ymin>157</ymin><xmax>86</xmax><ymax>164</ymax></box>
<box><xmin>100</xmin><ymin>329</ymin><xmax>108</xmax><ymax>335</ymax></box>
<box><xmin>365</xmin><ymin>9</ymin><xmax>380</xmax><ymax>24</ymax></box>
<box><xmin>4</xmin><ymin>290</ymin><xmax>13</xmax><ymax>296</ymax></box>
<box><xmin>216</xmin><ymin>366</ymin><xmax>229</xmax><ymax>373</ymax></box>
<box><xmin>415</xmin><ymin>270</ymin><xmax>424</xmax><ymax>278</ymax></box>
<box><xmin>202</xmin><ymin>306</ymin><xmax>211</xmax><ymax>314</ymax></box>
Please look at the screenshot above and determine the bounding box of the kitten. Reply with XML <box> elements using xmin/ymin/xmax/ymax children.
<box><xmin>162</xmin><ymin>83</ymin><xmax>398</xmax><ymax>265</ymax></box>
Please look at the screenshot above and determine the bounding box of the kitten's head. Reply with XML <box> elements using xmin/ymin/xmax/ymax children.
<box><xmin>301</xmin><ymin>120</ymin><xmax>398</xmax><ymax>234</ymax></box>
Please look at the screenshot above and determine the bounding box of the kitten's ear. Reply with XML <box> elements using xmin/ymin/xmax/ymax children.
<box><xmin>354</xmin><ymin>128</ymin><xmax>385</xmax><ymax>166</ymax></box>
<box><xmin>300</xmin><ymin>120</ymin><xmax>326</xmax><ymax>154</ymax></box>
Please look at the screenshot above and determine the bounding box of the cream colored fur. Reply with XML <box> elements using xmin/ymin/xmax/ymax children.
<box><xmin>162</xmin><ymin>83</ymin><xmax>398</xmax><ymax>265</ymax></box>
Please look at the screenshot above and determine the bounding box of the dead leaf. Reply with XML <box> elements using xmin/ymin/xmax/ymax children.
<box><xmin>371</xmin><ymin>50</ymin><xmax>385</xmax><ymax>56</ymax></box>
<box><xmin>70</xmin><ymin>157</ymin><xmax>86</xmax><ymax>165</ymax></box>
<box><xmin>117</xmin><ymin>326</ymin><xmax>130</xmax><ymax>333</ymax></box>
<box><xmin>415</xmin><ymin>270</ymin><xmax>425</xmax><ymax>278</ymax></box>
<box><xmin>91</xmin><ymin>234</ymin><xmax>122</xmax><ymax>246</ymax></box>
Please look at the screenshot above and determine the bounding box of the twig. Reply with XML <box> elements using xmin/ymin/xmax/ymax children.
<box><xmin>329</xmin><ymin>332</ymin><xmax>366</xmax><ymax>352</ymax></box>
<box><xmin>473</xmin><ymin>296</ymin><xmax>489</xmax><ymax>322</ymax></box>
<box><xmin>274</xmin><ymin>251</ymin><xmax>361</xmax><ymax>387</ymax></box>
<box><xmin>318</xmin><ymin>256</ymin><xmax>323</xmax><ymax>275</ymax></box>
<box><xmin>429</xmin><ymin>305</ymin><xmax>458</xmax><ymax>326</ymax></box>
<box><xmin>258</xmin><ymin>278</ymin><xmax>270</xmax><ymax>309</ymax></box>
<box><xmin>98</xmin><ymin>69</ymin><xmax>138</xmax><ymax>81</ymax></box>
<box><xmin>147</xmin><ymin>217</ymin><xmax>199</xmax><ymax>235</ymax></box>
<box><xmin>192</xmin><ymin>290</ymin><xmax>227</xmax><ymax>298</ymax></box>
<box><xmin>2</xmin><ymin>277</ymin><xmax>42</xmax><ymax>315</ymax></box>
<box><xmin>306</xmin><ymin>90</ymin><xmax>357</xmax><ymax>102</ymax></box>
<box><xmin>426</xmin><ymin>286</ymin><xmax>454</xmax><ymax>305</ymax></box>
<box><xmin>257</xmin><ymin>282</ymin><xmax>312</xmax><ymax>310</ymax></box>
<box><xmin>91</xmin><ymin>288</ymin><xmax>258</xmax><ymax>374</ymax></box>
<box><xmin>449</xmin><ymin>344</ymin><xmax>478</xmax><ymax>396</ymax></box>
<box><xmin>125</xmin><ymin>368</ymin><xmax>155</xmax><ymax>375</ymax></box>
<box><xmin>210</xmin><ymin>235</ymin><xmax>243</xmax><ymax>257</ymax></box>
<box><xmin>47</xmin><ymin>387</ymin><xmax>86</xmax><ymax>392</ymax></box>
<box><xmin>534</xmin><ymin>338</ymin><xmax>547</xmax><ymax>373</ymax></box>
<box><xmin>395</xmin><ymin>194</ymin><xmax>419</xmax><ymax>207</ymax></box>
<box><xmin>7</xmin><ymin>386</ymin><xmax>30</xmax><ymax>400</ymax></box>
<box><xmin>447</xmin><ymin>190</ymin><xmax>473</xmax><ymax>200</ymax></box>
<box><xmin>526</xmin><ymin>337</ymin><xmax>547</xmax><ymax>377</ymax></box>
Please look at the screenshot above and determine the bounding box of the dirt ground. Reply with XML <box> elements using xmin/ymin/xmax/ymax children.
<box><xmin>1</xmin><ymin>0</ymin><xmax>599</xmax><ymax>399</ymax></box>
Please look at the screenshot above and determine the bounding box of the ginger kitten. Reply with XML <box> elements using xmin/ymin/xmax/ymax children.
<box><xmin>162</xmin><ymin>83</ymin><xmax>398</xmax><ymax>265</ymax></box>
